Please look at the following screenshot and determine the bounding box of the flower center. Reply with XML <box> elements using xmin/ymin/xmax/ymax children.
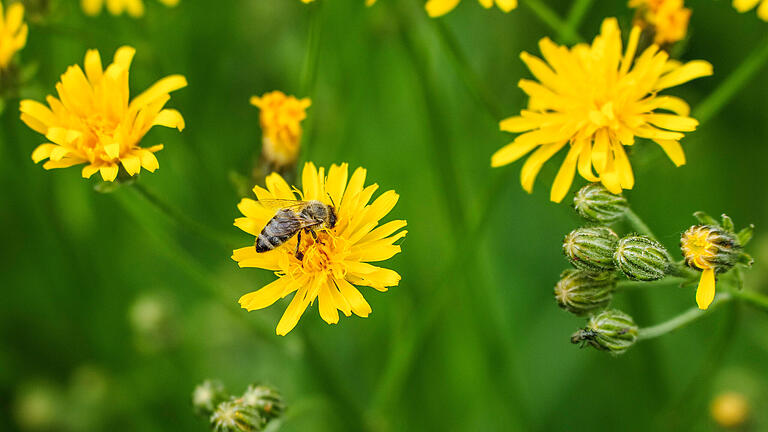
<box><xmin>85</xmin><ymin>113</ymin><xmax>118</xmax><ymax>137</ymax></box>
<box><xmin>681</xmin><ymin>227</ymin><xmax>716</xmax><ymax>269</ymax></box>
<box><xmin>588</xmin><ymin>102</ymin><xmax>621</xmax><ymax>130</ymax></box>
<box><xmin>298</xmin><ymin>231</ymin><xmax>348</xmax><ymax>279</ymax></box>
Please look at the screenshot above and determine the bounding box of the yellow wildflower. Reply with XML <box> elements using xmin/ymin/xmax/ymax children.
<box><xmin>733</xmin><ymin>0</ymin><xmax>768</xmax><ymax>20</ymax></box>
<box><xmin>491</xmin><ymin>17</ymin><xmax>712</xmax><ymax>203</ymax></box>
<box><xmin>425</xmin><ymin>0</ymin><xmax>517</xmax><ymax>17</ymax></box>
<box><xmin>0</xmin><ymin>1</ymin><xmax>28</xmax><ymax>70</ymax></box>
<box><xmin>20</xmin><ymin>46</ymin><xmax>187</xmax><ymax>181</ymax></box>
<box><xmin>233</xmin><ymin>162</ymin><xmax>406</xmax><ymax>336</ymax></box>
<box><xmin>301</xmin><ymin>0</ymin><xmax>377</xmax><ymax>6</ymax></box>
<box><xmin>81</xmin><ymin>0</ymin><xmax>179</xmax><ymax>17</ymax></box>
<box><xmin>629</xmin><ymin>0</ymin><xmax>691</xmax><ymax>45</ymax></box>
<box><xmin>250</xmin><ymin>91</ymin><xmax>310</xmax><ymax>170</ymax></box>
<box><xmin>710</xmin><ymin>392</ymin><xmax>749</xmax><ymax>428</ymax></box>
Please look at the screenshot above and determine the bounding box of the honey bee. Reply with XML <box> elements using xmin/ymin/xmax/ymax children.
<box><xmin>255</xmin><ymin>199</ymin><xmax>337</xmax><ymax>259</ymax></box>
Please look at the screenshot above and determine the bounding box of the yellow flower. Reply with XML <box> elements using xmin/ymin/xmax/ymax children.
<box><xmin>0</xmin><ymin>1</ymin><xmax>28</xmax><ymax>70</ymax></box>
<box><xmin>233</xmin><ymin>162</ymin><xmax>406</xmax><ymax>336</ymax></box>
<box><xmin>680</xmin><ymin>226</ymin><xmax>718</xmax><ymax>309</ymax></box>
<box><xmin>250</xmin><ymin>91</ymin><xmax>311</xmax><ymax>169</ymax></box>
<box><xmin>81</xmin><ymin>0</ymin><xmax>179</xmax><ymax>17</ymax></box>
<box><xmin>710</xmin><ymin>392</ymin><xmax>749</xmax><ymax>429</ymax></box>
<box><xmin>301</xmin><ymin>0</ymin><xmax>377</xmax><ymax>5</ymax></box>
<box><xmin>20</xmin><ymin>46</ymin><xmax>187</xmax><ymax>181</ymax></box>
<box><xmin>733</xmin><ymin>0</ymin><xmax>768</xmax><ymax>20</ymax></box>
<box><xmin>491</xmin><ymin>17</ymin><xmax>712</xmax><ymax>203</ymax></box>
<box><xmin>629</xmin><ymin>0</ymin><xmax>691</xmax><ymax>45</ymax></box>
<box><xmin>425</xmin><ymin>0</ymin><xmax>517</xmax><ymax>17</ymax></box>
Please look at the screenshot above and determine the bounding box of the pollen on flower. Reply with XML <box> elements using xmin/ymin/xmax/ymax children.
<box><xmin>0</xmin><ymin>1</ymin><xmax>28</xmax><ymax>70</ymax></box>
<box><xmin>491</xmin><ymin>17</ymin><xmax>712</xmax><ymax>203</ymax></box>
<box><xmin>232</xmin><ymin>162</ymin><xmax>407</xmax><ymax>336</ymax></box>
<box><xmin>19</xmin><ymin>46</ymin><xmax>187</xmax><ymax>181</ymax></box>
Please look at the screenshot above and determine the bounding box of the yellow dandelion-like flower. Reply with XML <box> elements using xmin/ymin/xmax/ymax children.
<box><xmin>425</xmin><ymin>0</ymin><xmax>517</xmax><ymax>18</ymax></box>
<box><xmin>680</xmin><ymin>226</ymin><xmax>719</xmax><ymax>309</ymax></box>
<box><xmin>81</xmin><ymin>0</ymin><xmax>179</xmax><ymax>17</ymax></box>
<box><xmin>250</xmin><ymin>91</ymin><xmax>311</xmax><ymax>170</ymax></box>
<box><xmin>233</xmin><ymin>162</ymin><xmax>406</xmax><ymax>336</ymax></box>
<box><xmin>629</xmin><ymin>0</ymin><xmax>691</xmax><ymax>45</ymax></box>
<box><xmin>301</xmin><ymin>0</ymin><xmax>377</xmax><ymax>6</ymax></box>
<box><xmin>0</xmin><ymin>1</ymin><xmax>28</xmax><ymax>70</ymax></box>
<box><xmin>491</xmin><ymin>17</ymin><xmax>712</xmax><ymax>203</ymax></box>
<box><xmin>20</xmin><ymin>46</ymin><xmax>187</xmax><ymax>181</ymax></box>
<box><xmin>733</xmin><ymin>0</ymin><xmax>768</xmax><ymax>21</ymax></box>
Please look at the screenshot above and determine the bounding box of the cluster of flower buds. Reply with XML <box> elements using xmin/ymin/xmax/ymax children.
<box><xmin>192</xmin><ymin>380</ymin><xmax>285</xmax><ymax>432</ymax></box>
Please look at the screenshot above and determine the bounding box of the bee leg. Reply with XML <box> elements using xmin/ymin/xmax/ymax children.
<box><xmin>308</xmin><ymin>229</ymin><xmax>318</xmax><ymax>241</ymax></box>
<box><xmin>295</xmin><ymin>231</ymin><xmax>304</xmax><ymax>261</ymax></box>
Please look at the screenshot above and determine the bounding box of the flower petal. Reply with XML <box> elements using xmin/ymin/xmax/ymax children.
<box><xmin>696</xmin><ymin>268</ymin><xmax>716</xmax><ymax>310</ymax></box>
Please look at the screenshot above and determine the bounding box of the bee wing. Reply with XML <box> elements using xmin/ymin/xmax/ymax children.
<box><xmin>255</xmin><ymin>199</ymin><xmax>309</xmax><ymax>211</ymax></box>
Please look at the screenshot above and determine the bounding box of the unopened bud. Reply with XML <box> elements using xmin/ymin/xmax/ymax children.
<box><xmin>193</xmin><ymin>380</ymin><xmax>228</xmax><ymax>417</ymax></box>
<box><xmin>571</xmin><ymin>309</ymin><xmax>638</xmax><ymax>355</ymax></box>
<box><xmin>614</xmin><ymin>235</ymin><xmax>671</xmax><ymax>281</ymax></box>
<box><xmin>563</xmin><ymin>227</ymin><xmax>619</xmax><ymax>272</ymax></box>
<box><xmin>681</xmin><ymin>225</ymin><xmax>743</xmax><ymax>273</ymax></box>
<box><xmin>554</xmin><ymin>269</ymin><xmax>615</xmax><ymax>316</ymax></box>
<box><xmin>573</xmin><ymin>183</ymin><xmax>629</xmax><ymax>223</ymax></box>
<box><xmin>211</xmin><ymin>400</ymin><xmax>265</xmax><ymax>432</ymax></box>
<box><xmin>240</xmin><ymin>384</ymin><xmax>284</xmax><ymax>421</ymax></box>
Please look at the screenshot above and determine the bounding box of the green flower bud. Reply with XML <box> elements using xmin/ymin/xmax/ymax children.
<box><xmin>554</xmin><ymin>269</ymin><xmax>615</xmax><ymax>316</ymax></box>
<box><xmin>563</xmin><ymin>227</ymin><xmax>619</xmax><ymax>272</ymax></box>
<box><xmin>573</xmin><ymin>183</ymin><xmax>629</xmax><ymax>223</ymax></box>
<box><xmin>211</xmin><ymin>400</ymin><xmax>265</xmax><ymax>432</ymax></box>
<box><xmin>240</xmin><ymin>385</ymin><xmax>284</xmax><ymax>421</ymax></box>
<box><xmin>571</xmin><ymin>309</ymin><xmax>638</xmax><ymax>355</ymax></box>
<box><xmin>613</xmin><ymin>235</ymin><xmax>671</xmax><ymax>281</ymax></box>
<box><xmin>192</xmin><ymin>380</ymin><xmax>228</xmax><ymax>417</ymax></box>
<box><xmin>681</xmin><ymin>225</ymin><xmax>744</xmax><ymax>273</ymax></box>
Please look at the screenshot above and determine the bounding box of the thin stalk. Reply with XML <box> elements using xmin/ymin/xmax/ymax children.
<box><xmin>637</xmin><ymin>293</ymin><xmax>732</xmax><ymax>340</ymax></box>
<box><xmin>624</xmin><ymin>208</ymin><xmax>656</xmax><ymax>239</ymax></box>
<box><xmin>298</xmin><ymin>1</ymin><xmax>324</xmax><ymax>166</ymax></box>
<box><xmin>564</xmin><ymin>0</ymin><xmax>594</xmax><ymax>35</ymax></box>
<box><xmin>521</xmin><ymin>0</ymin><xmax>582</xmax><ymax>44</ymax></box>
<box><xmin>616</xmin><ymin>276</ymin><xmax>691</xmax><ymax>291</ymax></box>
<box><xmin>728</xmin><ymin>288</ymin><xmax>768</xmax><ymax>312</ymax></box>
<box><xmin>693</xmin><ymin>32</ymin><xmax>768</xmax><ymax>124</ymax></box>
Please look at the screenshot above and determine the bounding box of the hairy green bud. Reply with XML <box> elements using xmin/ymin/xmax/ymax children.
<box><xmin>193</xmin><ymin>380</ymin><xmax>228</xmax><ymax>417</ymax></box>
<box><xmin>613</xmin><ymin>235</ymin><xmax>671</xmax><ymax>281</ymax></box>
<box><xmin>239</xmin><ymin>385</ymin><xmax>284</xmax><ymax>421</ymax></box>
<box><xmin>573</xmin><ymin>183</ymin><xmax>629</xmax><ymax>223</ymax></box>
<box><xmin>554</xmin><ymin>269</ymin><xmax>615</xmax><ymax>316</ymax></box>
<box><xmin>211</xmin><ymin>400</ymin><xmax>265</xmax><ymax>432</ymax></box>
<box><xmin>563</xmin><ymin>227</ymin><xmax>619</xmax><ymax>272</ymax></box>
<box><xmin>571</xmin><ymin>309</ymin><xmax>638</xmax><ymax>355</ymax></box>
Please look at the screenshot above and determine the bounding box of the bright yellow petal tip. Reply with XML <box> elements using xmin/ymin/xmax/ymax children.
<box><xmin>491</xmin><ymin>17</ymin><xmax>711</xmax><ymax>202</ymax></box>
<box><xmin>232</xmin><ymin>163</ymin><xmax>406</xmax><ymax>336</ymax></box>
<box><xmin>20</xmin><ymin>47</ymin><xmax>186</xmax><ymax>181</ymax></box>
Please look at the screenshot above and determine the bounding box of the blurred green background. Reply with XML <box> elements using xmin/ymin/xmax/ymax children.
<box><xmin>1</xmin><ymin>0</ymin><xmax>767</xmax><ymax>430</ymax></box>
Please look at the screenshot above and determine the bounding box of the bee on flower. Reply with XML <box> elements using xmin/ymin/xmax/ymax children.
<box><xmin>629</xmin><ymin>0</ymin><xmax>691</xmax><ymax>46</ymax></box>
<box><xmin>19</xmin><ymin>46</ymin><xmax>187</xmax><ymax>181</ymax></box>
<box><xmin>250</xmin><ymin>91</ymin><xmax>310</xmax><ymax>178</ymax></box>
<box><xmin>233</xmin><ymin>162</ymin><xmax>406</xmax><ymax>336</ymax></box>
<box><xmin>0</xmin><ymin>1</ymin><xmax>28</xmax><ymax>72</ymax></box>
<box><xmin>491</xmin><ymin>17</ymin><xmax>712</xmax><ymax>203</ymax></box>
<box><xmin>81</xmin><ymin>0</ymin><xmax>179</xmax><ymax>17</ymax></box>
<box><xmin>733</xmin><ymin>0</ymin><xmax>768</xmax><ymax>21</ymax></box>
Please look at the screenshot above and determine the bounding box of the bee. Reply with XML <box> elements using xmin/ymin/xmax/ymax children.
<box><xmin>255</xmin><ymin>199</ymin><xmax>337</xmax><ymax>259</ymax></box>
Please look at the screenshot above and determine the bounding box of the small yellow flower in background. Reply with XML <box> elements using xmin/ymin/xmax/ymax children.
<box><xmin>301</xmin><ymin>0</ymin><xmax>377</xmax><ymax>6</ymax></box>
<box><xmin>250</xmin><ymin>91</ymin><xmax>310</xmax><ymax>170</ymax></box>
<box><xmin>629</xmin><ymin>0</ymin><xmax>691</xmax><ymax>46</ymax></box>
<box><xmin>425</xmin><ymin>0</ymin><xmax>517</xmax><ymax>18</ymax></box>
<box><xmin>20</xmin><ymin>46</ymin><xmax>187</xmax><ymax>181</ymax></box>
<box><xmin>733</xmin><ymin>0</ymin><xmax>768</xmax><ymax>21</ymax></box>
<box><xmin>0</xmin><ymin>1</ymin><xmax>28</xmax><ymax>70</ymax></box>
<box><xmin>233</xmin><ymin>162</ymin><xmax>406</xmax><ymax>336</ymax></box>
<box><xmin>491</xmin><ymin>17</ymin><xmax>712</xmax><ymax>203</ymax></box>
<box><xmin>81</xmin><ymin>0</ymin><xmax>179</xmax><ymax>17</ymax></box>
<box><xmin>710</xmin><ymin>392</ymin><xmax>749</xmax><ymax>428</ymax></box>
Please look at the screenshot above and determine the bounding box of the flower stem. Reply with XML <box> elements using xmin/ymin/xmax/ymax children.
<box><xmin>564</xmin><ymin>0</ymin><xmax>594</xmax><ymax>35</ymax></box>
<box><xmin>637</xmin><ymin>293</ymin><xmax>732</xmax><ymax>340</ymax></box>
<box><xmin>693</xmin><ymin>32</ymin><xmax>768</xmax><ymax>125</ymax></box>
<box><xmin>624</xmin><ymin>208</ymin><xmax>656</xmax><ymax>239</ymax></box>
<box><xmin>616</xmin><ymin>276</ymin><xmax>690</xmax><ymax>291</ymax></box>
<box><xmin>300</xmin><ymin>2</ymin><xmax>323</xmax><ymax>97</ymax></box>
<box><xmin>521</xmin><ymin>0</ymin><xmax>582</xmax><ymax>44</ymax></box>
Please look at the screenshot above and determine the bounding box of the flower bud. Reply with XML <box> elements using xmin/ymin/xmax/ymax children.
<box><xmin>573</xmin><ymin>183</ymin><xmax>629</xmax><ymax>223</ymax></box>
<box><xmin>554</xmin><ymin>269</ymin><xmax>615</xmax><ymax>316</ymax></box>
<box><xmin>563</xmin><ymin>227</ymin><xmax>619</xmax><ymax>272</ymax></box>
<box><xmin>613</xmin><ymin>235</ymin><xmax>671</xmax><ymax>281</ymax></box>
<box><xmin>211</xmin><ymin>400</ymin><xmax>265</xmax><ymax>432</ymax></box>
<box><xmin>192</xmin><ymin>380</ymin><xmax>228</xmax><ymax>417</ymax></box>
<box><xmin>571</xmin><ymin>309</ymin><xmax>638</xmax><ymax>355</ymax></box>
<box><xmin>681</xmin><ymin>225</ymin><xmax>743</xmax><ymax>273</ymax></box>
<box><xmin>239</xmin><ymin>384</ymin><xmax>284</xmax><ymax>421</ymax></box>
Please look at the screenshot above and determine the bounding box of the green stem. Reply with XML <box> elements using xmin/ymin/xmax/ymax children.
<box><xmin>624</xmin><ymin>208</ymin><xmax>656</xmax><ymax>239</ymax></box>
<box><xmin>693</xmin><ymin>32</ymin><xmax>768</xmax><ymax>125</ymax></box>
<box><xmin>300</xmin><ymin>2</ymin><xmax>323</xmax><ymax>97</ymax></box>
<box><xmin>616</xmin><ymin>276</ymin><xmax>691</xmax><ymax>291</ymax></box>
<box><xmin>564</xmin><ymin>0</ymin><xmax>594</xmax><ymax>34</ymax></box>
<box><xmin>727</xmin><ymin>288</ymin><xmax>768</xmax><ymax>312</ymax></box>
<box><xmin>637</xmin><ymin>293</ymin><xmax>732</xmax><ymax>340</ymax></box>
<box><xmin>521</xmin><ymin>0</ymin><xmax>582</xmax><ymax>44</ymax></box>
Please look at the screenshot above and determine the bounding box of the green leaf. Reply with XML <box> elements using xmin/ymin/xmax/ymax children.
<box><xmin>720</xmin><ymin>214</ymin><xmax>735</xmax><ymax>232</ymax></box>
<box><xmin>737</xmin><ymin>224</ymin><xmax>755</xmax><ymax>246</ymax></box>
<box><xmin>693</xmin><ymin>211</ymin><xmax>718</xmax><ymax>226</ymax></box>
<box><xmin>737</xmin><ymin>253</ymin><xmax>754</xmax><ymax>268</ymax></box>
